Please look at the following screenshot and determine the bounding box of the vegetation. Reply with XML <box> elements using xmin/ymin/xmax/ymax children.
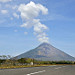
<box><xmin>0</xmin><ymin>55</ymin><xmax>75</xmax><ymax>69</ymax></box>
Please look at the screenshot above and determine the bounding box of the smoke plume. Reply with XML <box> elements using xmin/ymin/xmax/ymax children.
<box><xmin>18</xmin><ymin>1</ymin><xmax>49</xmax><ymax>43</ymax></box>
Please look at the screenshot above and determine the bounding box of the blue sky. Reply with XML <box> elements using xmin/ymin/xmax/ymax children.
<box><xmin>0</xmin><ymin>0</ymin><xmax>75</xmax><ymax>57</ymax></box>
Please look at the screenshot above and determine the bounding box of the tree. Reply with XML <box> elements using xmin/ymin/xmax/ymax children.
<box><xmin>2</xmin><ymin>55</ymin><xmax>7</xmax><ymax>59</ymax></box>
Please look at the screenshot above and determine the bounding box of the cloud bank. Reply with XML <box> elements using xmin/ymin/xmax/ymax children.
<box><xmin>13</xmin><ymin>13</ymin><xmax>19</xmax><ymax>19</ymax></box>
<box><xmin>0</xmin><ymin>0</ymin><xmax>12</xmax><ymax>3</ymax></box>
<box><xmin>18</xmin><ymin>1</ymin><xmax>49</xmax><ymax>43</ymax></box>
<box><xmin>1</xmin><ymin>10</ymin><xmax>8</xmax><ymax>14</ymax></box>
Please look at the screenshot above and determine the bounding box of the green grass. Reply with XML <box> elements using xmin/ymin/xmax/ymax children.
<box><xmin>0</xmin><ymin>64</ymin><xmax>75</xmax><ymax>69</ymax></box>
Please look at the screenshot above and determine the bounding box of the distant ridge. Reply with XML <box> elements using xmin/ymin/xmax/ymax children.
<box><xmin>15</xmin><ymin>43</ymin><xmax>75</xmax><ymax>61</ymax></box>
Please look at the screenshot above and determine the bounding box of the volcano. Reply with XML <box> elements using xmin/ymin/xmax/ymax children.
<box><xmin>15</xmin><ymin>43</ymin><xmax>75</xmax><ymax>61</ymax></box>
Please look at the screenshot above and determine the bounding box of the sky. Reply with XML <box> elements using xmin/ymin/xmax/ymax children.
<box><xmin>0</xmin><ymin>0</ymin><xmax>75</xmax><ymax>57</ymax></box>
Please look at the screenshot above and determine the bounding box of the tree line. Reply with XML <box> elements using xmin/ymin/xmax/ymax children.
<box><xmin>0</xmin><ymin>55</ymin><xmax>75</xmax><ymax>66</ymax></box>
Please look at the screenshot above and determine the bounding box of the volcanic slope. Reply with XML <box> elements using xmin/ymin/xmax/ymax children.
<box><xmin>15</xmin><ymin>43</ymin><xmax>75</xmax><ymax>61</ymax></box>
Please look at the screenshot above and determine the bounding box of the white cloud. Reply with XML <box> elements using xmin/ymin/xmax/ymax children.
<box><xmin>37</xmin><ymin>33</ymin><xmax>49</xmax><ymax>43</ymax></box>
<box><xmin>38</xmin><ymin>36</ymin><xmax>49</xmax><ymax>43</ymax></box>
<box><xmin>0</xmin><ymin>0</ymin><xmax>12</xmax><ymax>3</ymax></box>
<box><xmin>10</xmin><ymin>17</ymin><xmax>13</xmax><ymax>20</ymax></box>
<box><xmin>24</xmin><ymin>32</ymin><xmax>28</xmax><ymax>35</ymax></box>
<box><xmin>13</xmin><ymin>13</ymin><xmax>19</xmax><ymax>19</ymax></box>
<box><xmin>33</xmin><ymin>19</ymin><xmax>48</xmax><ymax>33</ymax></box>
<box><xmin>18</xmin><ymin>1</ymin><xmax>49</xmax><ymax>43</ymax></box>
<box><xmin>18</xmin><ymin>1</ymin><xmax>48</xmax><ymax>20</ymax></box>
<box><xmin>12</xmin><ymin>5</ymin><xmax>18</xmax><ymax>10</ymax></box>
<box><xmin>5</xmin><ymin>4</ymin><xmax>11</xmax><ymax>8</ymax></box>
<box><xmin>1</xmin><ymin>10</ymin><xmax>8</xmax><ymax>14</ymax></box>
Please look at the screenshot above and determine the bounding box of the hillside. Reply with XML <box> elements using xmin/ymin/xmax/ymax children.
<box><xmin>15</xmin><ymin>43</ymin><xmax>75</xmax><ymax>61</ymax></box>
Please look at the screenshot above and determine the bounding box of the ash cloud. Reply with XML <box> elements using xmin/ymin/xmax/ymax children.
<box><xmin>18</xmin><ymin>1</ymin><xmax>49</xmax><ymax>43</ymax></box>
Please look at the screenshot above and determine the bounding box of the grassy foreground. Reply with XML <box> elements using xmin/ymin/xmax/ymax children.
<box><xmin>0</xmin><ymin>64</ymin><xmax>75</xmax><ymax>69</ymax></box>
<box><xmin>0</xmin><ymin>64</ymin><xmax>53</xmax><ymax>69</ymax></box>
